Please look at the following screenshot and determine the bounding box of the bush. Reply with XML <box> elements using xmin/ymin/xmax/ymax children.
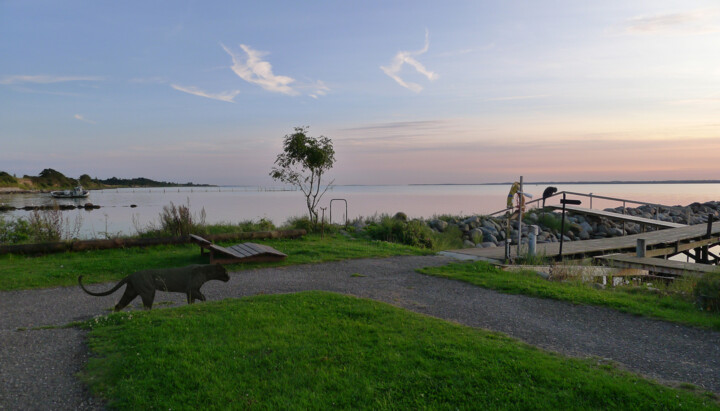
<box><xmin>694</xmin><ymin>272</ymin><xmax>720</xmax><ymax>312</ymax></box>
<box><xmin>284</xmin><ymin>216</ymin><xmax>314</xmax><ymax>232</ymax></box>
<box><xmin>0</xmin><ymin>216</ymin><xmax>32</xmax><ymax>244</ymax></box>
<box><xmin>366</xmin><ymin>216</ymin><xmax>434</xmax><ymax>249</ymax></box>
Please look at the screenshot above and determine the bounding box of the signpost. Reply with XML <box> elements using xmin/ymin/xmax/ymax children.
<box><xmin>558</xmin><ymin>194</ymin><xmax>581</xmax><ymax>258</ymax></box>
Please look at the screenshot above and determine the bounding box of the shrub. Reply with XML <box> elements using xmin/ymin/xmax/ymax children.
<box><xmin>694</xmin><ymin>272</ymin><xmax>720</xmax><ymax>312</ymax></box>
<box><xmin>393</xmin><ymin>211</ymin><xmax>408</xmax><ymax>222</ymax></box>
<box><xmin>158</xmin><ymin>200</ymin><xmax>206</xmax><ymax>237</ymax></box>
<box><xmin>237</xmin><ymin>218</ymin><xmax>275</xmax><ymax>232</ymax></box>
<box><xmin>366</xmin><ymin>216</ymin><xmax>434</xmax><ymax>249</ymax></box>
<box><xmin>284</xmin><ymin>216</ymin><xmax>314</xmax><ymax>232</ymax></box>
<box><xmin>0</xmin><ymin>216</ymin><xmax>32</xmax><ymax>244</ymax></box>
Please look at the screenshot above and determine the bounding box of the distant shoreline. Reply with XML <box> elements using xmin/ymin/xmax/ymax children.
<box><xmin>407</xmin><ymin>180</ymin><xmax>720</xmax><ymax>186</ymax></box>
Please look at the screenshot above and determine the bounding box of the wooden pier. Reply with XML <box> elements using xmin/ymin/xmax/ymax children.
<box><xmin>447</xmin><ymin>222</ymin><xmax>720</xmax><ymax>265</ymax></box>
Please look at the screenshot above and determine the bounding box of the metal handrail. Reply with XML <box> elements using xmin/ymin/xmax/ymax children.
<box><xmin>329</xmin><ymin>199</ymin><xmax>348</xmax><ymax>226</ymax></box>
<box><xmin>488</xmin><ymin>190</ymin><xmax>687</xmax><ymax>218</ymax></box>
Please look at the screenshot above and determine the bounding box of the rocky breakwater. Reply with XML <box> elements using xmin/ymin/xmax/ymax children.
<box><xmin>427</xmin><ymin>201</ymin><xmax>720</xmax><ymax>248</ymax></box>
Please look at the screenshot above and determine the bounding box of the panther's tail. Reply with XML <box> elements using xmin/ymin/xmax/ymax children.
<box><xmin>78</xmin><ymin>275</ymin><xmax>129</xmax><ymax>296</ymax></box>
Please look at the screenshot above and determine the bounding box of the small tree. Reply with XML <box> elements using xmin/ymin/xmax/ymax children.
<box><xmin>270</xmin><ymin>126</ymin><xmax>335</xmax><ymax>227</ymax></box>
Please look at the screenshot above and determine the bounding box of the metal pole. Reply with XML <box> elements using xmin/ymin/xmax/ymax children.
<box><xmin>505</xmin><ymin>212</ymin><xmax>511</xmax><ymax>263</ymax></box>
<box><xmin>517</xmin><ymin>176</ymin><xmax>523</xmax><ymax>258</ymax></box>
<box><xmin>559</xmin><ymin>193</ymin><xmax>566</xmax><ymax>259</ymax></box>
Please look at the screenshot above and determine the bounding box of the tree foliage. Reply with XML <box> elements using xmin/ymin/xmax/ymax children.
<box><xmin>270</xmin><ymin>126</ymin><xmax>335</xmax><ymax>226</ymax></box>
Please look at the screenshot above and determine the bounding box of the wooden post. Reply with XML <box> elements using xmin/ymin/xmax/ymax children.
<box><xmin>707</xmin><ymin>213</ymin><xmax>714</xmax><ymax>238</ymax></box>
<box><xmin>636</xmin><ymin>239</ymin><xmax>646</xmax><ymax>258</ymax></box>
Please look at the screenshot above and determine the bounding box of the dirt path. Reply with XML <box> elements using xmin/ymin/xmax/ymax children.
<box><xmin>1</xmin><ymin>255</ymin><xmax>719</xmax><ymax>409</ymax></box>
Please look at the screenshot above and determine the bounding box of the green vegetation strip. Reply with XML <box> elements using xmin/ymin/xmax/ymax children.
<box><xmin>0</xmin><ymin>234</ymin><xmax>428</xmax><ymax>291</ymax></box>
<box><xmin>79</xmin><ymin>292</ymin><xmax>717</xmax><ymax>410</ymax></box>
<box><xmin>419</xmin><ymin>262</ymin><xmax>720</xmax><ymax>331</ymax></box>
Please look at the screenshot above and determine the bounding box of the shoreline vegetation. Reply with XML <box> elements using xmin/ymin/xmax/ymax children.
<box><xmin>0</xmin><ymin>168</ymin><xmax>213</xmax><ymax>193</ymax></box>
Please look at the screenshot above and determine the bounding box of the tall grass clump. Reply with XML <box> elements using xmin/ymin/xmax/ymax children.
<box><xmin>139</xmin><ymin>199</ymin><xmax>206</xmax><ymax>237</ymax></box>
<box><xmin>26</xmin><ymin>205</ymin><xmax>82</xmax><ymax>242</ymax></box>
<box><xmin>432</xmin><ymin>223</ymin><xmax>465</xmax><ymax>250</ymax></box>
<box><xmin>695</xmin><ymin>271</ymin><xmax>720</xmax><ymax>312</ymax></box>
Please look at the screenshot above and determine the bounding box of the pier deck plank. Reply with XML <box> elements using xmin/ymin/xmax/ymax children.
<box><xmin>547</xmin><ymin>205</ymin><xmax>686</xmax><ymax>228</ymax></box>
<box><xmin>594</xmin><ymin>254</ymin><xmax>715</xmax><ymax>277</ymax></box>
<box><xmin>448</xmin><ymin>222</ymin><xmax>720</xmax><ymax>262</ymax></box>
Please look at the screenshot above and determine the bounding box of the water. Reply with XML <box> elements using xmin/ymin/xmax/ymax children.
<box><xmin>2</xmin><ymin>183</ymin><xmax>720</xmax><ymax>239</ymax></box>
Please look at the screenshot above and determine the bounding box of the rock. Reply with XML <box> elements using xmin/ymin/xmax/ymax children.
<box><xmin>480</xmin><ymin>242</ymin><xmax>496</xmax><ymax>248</ymax></box>
<box><xmin>579</xmin><ymin>230</ymin><xmax>590</xmax><ymax>240</ymax></box>
<box><xmin>462</xmin><ymin>216</ymin><xmax>480</xmax><ymax>226</ymax></box>
<box><xmin>432</xmin><ymin>219</ymin><xmax>448</xmax><ymax>232</ymax></box>
<box><xmin>463</xmin><ymin>239</ymin><xmax>475</xmax><ymax>248</ymax></box>
<box><xmin>468</xmin><ymin>228</ymin><xmax>484</xmax><ymax>244</ymax></box>
<box><xmin>480</xmin><ymin>227</ymin><xmax>497</xmax><ymax>240</ymax></box>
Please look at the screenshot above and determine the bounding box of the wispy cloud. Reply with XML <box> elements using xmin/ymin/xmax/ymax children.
<box><xmin>0</xmin><ymin>75</ymin><xmax>104</xmax><ymax>85</ymax></box>
<box><xmin>309</xmin><ymin>80</ymin><xmax>330</xmax><ymax>99</ymax></box>
<box><xmin>128</xmin><ymin>77</ymin><xmax>168</xmax><ymax>84</ymax></box>
<box><xmin>171</xmin><ymin>84</ymin><xmax>240</xmax><ymax>103</ymax></box>
<box><xmin>222</xmin><ymin>43</ymin><xmax>298</xmax><ymax>95</ymax></box>
<box><xmin>484</xmin><ymin>94</ymin><xmax>550</xmax><ymax>102</ymax></box>
<box><xmin>74</xmin><ymin>114</ymin><xmax>96</xmax><ymax>124</ymax></box>
<box><xmin>624</xmin><ymin>10</ymin><xmax>720</xmax><ymax>35</ymax></box>
<box><xmin>381</xmin><ymin>30</ymin><xmax>438</xmax><ymax>92</ymax></box>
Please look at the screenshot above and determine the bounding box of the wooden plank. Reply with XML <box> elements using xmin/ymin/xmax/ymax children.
<box><xmin>595</xmin><ymin>254</ymin><xmax>716</xmax><ymax>277</ymax></box>
<box><xmin>449</xmin><ymin>222</ymin><xmax>720</xmax><ymax>261</ymax></box>
<box><xmin>547</xmin><ymin>205</ymin><xmax>686</xmax><ymax>228</ymax></box>
<box><xmin>205</xmin><ymin>241</ymin><xmax>287</xmax><ymax>264</ymax></box>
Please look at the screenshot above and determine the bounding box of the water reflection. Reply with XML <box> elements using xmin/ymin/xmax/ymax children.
<box><xmin>1</xmin><ymin>183</ymin><xmax>719</xmax><ymax>239</ymax></box>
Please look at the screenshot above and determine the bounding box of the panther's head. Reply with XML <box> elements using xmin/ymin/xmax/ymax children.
<box><xmin>213</xmin><ymin>264</ymin><xmax>230</xmax><ymax>282</ymax></box>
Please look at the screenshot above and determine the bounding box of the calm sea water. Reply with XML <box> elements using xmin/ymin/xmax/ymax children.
<box><xmin>2</xmin><ymin>183</ymin><xmax>720</xmax><ymax>239</ymax></box>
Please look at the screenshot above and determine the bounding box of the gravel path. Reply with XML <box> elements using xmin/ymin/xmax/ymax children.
<box><xmin>2</xmin><ymin>255</ymin><xmax>719</xmax><ymax>409</ymax></box>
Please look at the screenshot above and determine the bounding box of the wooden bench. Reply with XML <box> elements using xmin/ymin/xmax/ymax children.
<box><xmin>189</xmin><ymin>234</ymin><xmax>287</xmax><ymax>264</ymax></box>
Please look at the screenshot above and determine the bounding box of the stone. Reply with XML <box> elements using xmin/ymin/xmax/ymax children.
<box><xmin>463</xmin><ymin>239</ymin><xmax>475</xmax><ymax>248</ymax></box>
<box><xmin>434</xmin><ymin>220</ymin><xmax>448</xmax><ymax>232</ymax></box>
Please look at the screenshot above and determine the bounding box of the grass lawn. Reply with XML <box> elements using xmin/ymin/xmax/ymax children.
<box><xmin>0</xmin><ymin>234</ymin><xmax>428</xmax><ymax>291</ymax></box>
<box><xmin>79</xmin><ymin>292</ymin><xmax>718</xmax><ymax>410</ymax></box>
<box><xmin>419</xmin><ymin>261</ymin><xmax>720</xmax><ymax>331</ymax></box>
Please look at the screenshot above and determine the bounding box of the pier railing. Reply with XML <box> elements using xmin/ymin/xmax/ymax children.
<box><xmin>488</xmin><ymin>190</ymin><xmax>689</xmax><ymax>221</ymax></box>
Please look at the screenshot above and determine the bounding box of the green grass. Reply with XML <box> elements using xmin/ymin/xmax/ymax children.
<box><xmin>419</xmin><ymin>261</ymin><xmax>720</xmax><ymax>331</ymax></box>
<box><xmin>79</xmin><ymin>292</ymin><xmax>718</xmax><ymax>410</ymax></box>
<box><xmin>0</xmin><ymin>234</ymin><xmax>428</xmax><ymax>291</ymax></box>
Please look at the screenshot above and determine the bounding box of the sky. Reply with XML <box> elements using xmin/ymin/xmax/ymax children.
<box><xmin>1</xmin><ymin>0</ymin><xmax>720</xmax><ymax>185</ymax></box>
